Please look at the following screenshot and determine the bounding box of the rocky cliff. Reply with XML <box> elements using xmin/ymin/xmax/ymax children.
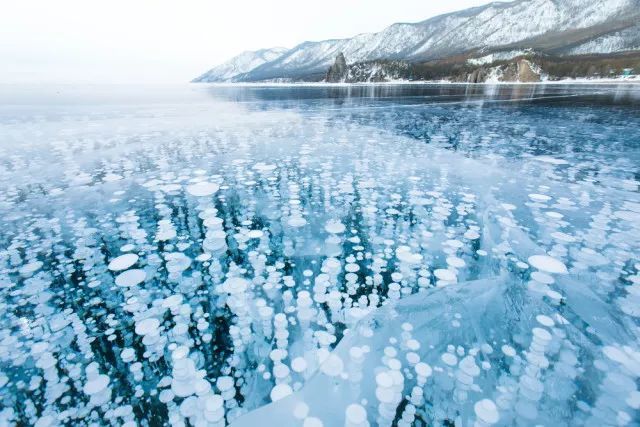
<box><xmin>464</xmin><ymin>59</ymin><xmax>542</xmax><ymax>83</ymax></box>
<box><xmin>325</xmin><ymin>53</ymin><xmax>348</xmax><ymax>82</ymax></box>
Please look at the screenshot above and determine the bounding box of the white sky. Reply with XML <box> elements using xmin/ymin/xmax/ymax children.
<box><xmin>1</xmin><ymin>0</ymin><xmax>492</xmax><ymax>84</ymax></box>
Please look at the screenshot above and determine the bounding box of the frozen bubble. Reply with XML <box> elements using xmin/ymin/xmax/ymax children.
<box><xmin>195</xmin><ymin>253</ymin><xmax>211</xmax><ymax>262</ymax></box>
<box><xmin>35</xmin><ymin>416</ymin><xmax>58</xmax><ymax>427</ymax></box>
<box><xmin>121</xmin><ymin>348</ymin><xmax>135</xmax><ymax>362</ymax></box>
<box><xmin>536</xmin><ymin>315</ymin><xmax>554</xmax><ymax>327</ymax></box>
<box><xmin>531</xmin><ymin>271</ymin><xmax>555</xmax><ymax>284</ymax></box>
<box><xmin>415</xmin><ymin>362</ymin><xmax>432</xmax><ymax>378</ymax></box>
<box><xmin>223</xmin><ymin>277</ymin><xmax>249</xmax><ymax>294</ymax></box>
<box><xmin>532</xmin><ymin>327</ymin><xmax>552</xmax><ymax>342</ymax></box>
<box><xmin>376</xmin><ymin>386</ymin><xmax>396</xmax><ymax>403</ymax></box>
<box><xmin>459</xmin><ymin>356</ymin><xmax>480</xmax><ymax>376</ymax></box>
<box><xmin>474</xmin><ymin>399</ymin><xmax>500</xmax><ymax>424</ymax></box>
<box><xmin>159</xmin><ymin>389</ymin><xmax>175</xmax><ymax>403</ymax></box>
<box><xmin>546</xmin><ymin>289</ymin><xmax>563</xmax><ymax>301</ymax></box>
<box><xmin>194</xmin><ymin>379</ymin><xmax>212</xmax><ymax>395</ymax></box>
<box><xmin>529</xmin><ymin>194</ymin><xmax>552</xmax><ymax>202</ymax></box>
<box><xmin>464</xmin><ymin>230</ymin><xmax>480</xmax><ymax>240</ymax></box>
<box><xmin>288</xmin><ymin>216</ymin><xmax>307</xmax><ymax>227</ymax></box>
<box><xmin>434</xmin><ymin>269</ymin><xmax>457</xmax><ymax>282</ymax></box>
<box><xmin>320</xmin><ymin>354</ymin><xmax>344</xmax><ymax>377</ymax></box>
<box><xmin>325</xmin><ymin>220</ymin><xmax>346</xmax><ymax>234</ymax></box>
<box><xmin>345</xmin><ymin>404</ymin><xmax>367</xmax><ymax>424</ymax></box>
<box><xmin>444</xmin><ymin>239</ymin><xmax>464</xmax><ymax>249</ymax></box>
<box><xmin>603</xmin><ymin>346</ymin><xmax>629</xmax><ymax>364</ymax></box>
<box><xmin>446</xmin><ymin>256</ymin><xmax>466</xmax><ymax>268</ymax></box>
<box><xmin>274</xmin><ymin>364</ymin><xmax>290</xmax><ymax>379</ymax></box>
<box><xmin>376</xmin><ymin>372</ymin><xmax>393</xmax><ymax>388</ymax></box>
<box><xmin>501</xmin><ymin>345</ymin><xmax>516</xmax><ymax>357</ymax></box>
<box><xmin>247</xmin><ymin>230</ymin><xmax>264</xmax><ymax>239</ymax></box>
<box><xmin>303</xmin><ymin>417</ymin><xmax>323</xmax><ymax>427</ymax></box>
<box><xmin>270</xmin><ymin>384</ymin><xmax>293</xmax><ymax>402</ymax></box>
<box><xmin>115</xmin><ymin>269</ymin><xmax>146</xmax><ymax>287</ymax></box>
<box><xmin>387</xmin><ymin>358</ymin><xmax>402</xmax><ymax>371</ymax></box>
<box><xmin>19</xmin><ymin>261</ymin><xmax>43</xmax><ymax>276</ymax></box>
<box><xmin>527</xmin><ymin>255</ymin><xmax>568</xmax><ymax>274</ymax></box>
<box><xmin>172</xmin><ymin>380</ymin><xmax>195</xmax><ymax>398</ymax></box>
<box><xmin>550</xmin><ymin>232</ymin><xmax>576</xmax><ymax>243</ymax></box>
<box><xmin>108</xmin><ymin>254</ymin><xmax>139</xmax><ymax>271</ymax></box>
<box><xmin>545</xmin><ymin>211</ymin><xmax>563</xmax><ymax>219</ymax></box>
<box><xmin>216</xmin><ymin>376</ymin><xmax>234</xmax><ymax>391</ymax></box>
<box><xmin>186</xmin><ymin>181</ymin><xmax>219</xmax><ymax>197</ymax></box>
<box><xmin>345</xmin><ymin>263</ymin><xmax>360</xmax><ymax>273</ymax></box>
<box><xmin>204</xmin><ymin>394</ymin><xmax>224</xmax><ymax>412</ymax></box>
<box><xmin>135</xmin><ymin>318</ymin><xmax>160</xmax><ymax>336</ymax></box>
<box><xmin>83</xmin><ymin>374</ymin><xmax>109</xmax><ymax>395</ymax></box>
<box><xmin>172</xmin><ymin>346</ymin><xmax>190</xmax><ymax>361</ymax></box>
<box><xmin>615</xmin><ymin>210</ymin><xmax>640</xmax><ymax>222</ymax></box>
<box><xmin>163</xmin><ymin>294</ymin><xmax>184</xmax><ymax>308</ymax></box>
<box><xmin>441</xmin><ymin>353</ymin><xmax>458</xmax><ymax>366</ymax></box>
<box><xmin>293</xmin><ymin>402</ymin><xmax>310</xmax><ymax>419</ymax></box>
<box><xmin>292</xmin><ymin>357</ymin><xmax>308</xmax><ymax>373</ymax></box>
<box><xmin>406</xmin><ymin>352</ymin><xmax>420</xmax><ymax>365</ymax></box>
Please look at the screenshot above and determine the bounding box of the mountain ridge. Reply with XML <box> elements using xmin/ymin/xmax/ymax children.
<box><xmin>194</xmin><ymin>0</ymin><xmax>640</xmax><ymax>83</ymax></box>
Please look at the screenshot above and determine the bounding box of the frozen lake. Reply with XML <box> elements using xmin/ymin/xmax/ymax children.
<box><xmin>1</xmin><ymin>83</ymin><xmax>639</xmax><ymax>426</ymax></box>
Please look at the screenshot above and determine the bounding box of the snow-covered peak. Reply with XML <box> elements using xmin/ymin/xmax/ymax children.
<box><xmin>193</xmin><ymin>47</ymin><xmax>288</xmax><ymax>82</ymax></box>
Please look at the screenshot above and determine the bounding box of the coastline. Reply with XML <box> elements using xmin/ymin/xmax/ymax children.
<box><xmin>195</xmin><ymin>77</ymin><xmax>640</xmax><ymax>87</ymax></box>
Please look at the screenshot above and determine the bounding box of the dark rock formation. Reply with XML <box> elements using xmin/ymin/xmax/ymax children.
<box><xmin>346</xmin><ymin>60</ymin><xmax>410</xmax><ymax>82</ymax></box>
<box><xmin>467</xmin><ymin>68</ymin><xmax>488</xmax><ymax>83</ymax></box>
<box><xmin>325</xmin><ymin>53</ymin><xmax>348</xmax><ymax>82</ymax></box>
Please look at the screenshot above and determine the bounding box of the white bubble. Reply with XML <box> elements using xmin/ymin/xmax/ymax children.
<box><xmin>108</xmin><ymin>254</ymin><xmax>139</xmax><ymax>271</ymax></box>
<box><xmin>83</xmin><ymin>375</ymin><xmax>109</xmax><ymax>395</ymax></box>
<box><xmin>434</xmin><ymin>269</ymin><xmax>457</xmax><ymax>282</ymax></box>
<box><xmin>291</xmin><ymin>357</ymin><xmax>308</xmax><ymax>373</ymax></box>
<box><xmin>320</xmin><ymin>354</ymin><xmax>344</xmax><ymax>377</ymax></box>
<box><xmin>325</xmin><ymin>220</ymin><xmax>346</xmax><ymax>234</ymax></box>
<box><xmin>345</xmin><ymin>403</ymin><xmax>367</xmax><ymax>424</ymax></box>
<box><xmin>474</xmin><ymin>399</ymin><xmax>500</xmax><ymax>424</ymax></box>
<box><xmin>115</xmin><ymin>269</ymin><xmax>146</xmax><ymax>287</ymax></box>
<box><xmin>270</xmin><ymin>384</ymin><xmax>293</xmax><ymax>402</ymax></box>
<box><xmin>186</xmin><ymin>181</ymin><xmax>219</xmax><ymax>197</ymax></box>
<box><xmin>527</xmin><ymin>255</ymin><xmax>568</xmax><ymax>274</ymax></box>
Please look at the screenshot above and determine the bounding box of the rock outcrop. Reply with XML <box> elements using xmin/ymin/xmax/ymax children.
<box><xmin>325</xmin><ymin>53</ymin><xmax>348</xmax><ymax>82</ymax></box>
<box><xmin>516</xmin><ymin>59</ymin><xmax>542</xmax><ymax>82</ymax></box>
<box><xmin>461</xmin><ymin>58</ymin><xmax>542</xmax><ymax>83</ymax></box>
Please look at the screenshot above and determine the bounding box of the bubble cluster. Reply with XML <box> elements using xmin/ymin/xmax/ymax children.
<box><xmin>0</xmin><ymin>84</ymin><xmax>638</xmax><ymax>426</ymax></box>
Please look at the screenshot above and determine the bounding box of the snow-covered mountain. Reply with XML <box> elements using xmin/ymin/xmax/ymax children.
<box><xmin>195</xmin><ymin>0</ymin><xmax>640</xmax><ymax>82</ymax></box>
<box><xmin>192</xmin><ymin>47</ymin><xmax>288</xmax><ymax>82</ymax></box>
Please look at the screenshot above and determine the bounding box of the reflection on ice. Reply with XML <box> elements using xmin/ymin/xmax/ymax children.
<box><xmin>0</xmin><ymin>85</ymin><xmax>638</xmax><ymax>426</ymax></box>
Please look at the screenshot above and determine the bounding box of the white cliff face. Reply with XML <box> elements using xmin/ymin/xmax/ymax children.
<box><xmin>195</xmin><ymin>0</ymin><xmax>640</xmax><ymax>82</ymax></box>
<box><xmin>193</xmin><ymin>47</ymin><xmax>288</xmax><ymax>82</ymax></box>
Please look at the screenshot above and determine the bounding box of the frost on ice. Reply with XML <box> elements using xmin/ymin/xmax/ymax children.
<box><xmin>0</xmin><ymin>86</ymin><xmax>639</xmax><ymax>426</ymax></box>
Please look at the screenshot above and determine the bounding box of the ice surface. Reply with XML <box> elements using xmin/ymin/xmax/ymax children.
<box><xmin>0</xmin><ymin>84</ymin><xmax>639</xmax><ymax>426</ymax></box>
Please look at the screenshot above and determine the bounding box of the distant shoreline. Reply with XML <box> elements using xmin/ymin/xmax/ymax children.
<box><xmin>195</xmin><ymin>78</ymin><xmax>640</xmax><ymax>87</ymax></box>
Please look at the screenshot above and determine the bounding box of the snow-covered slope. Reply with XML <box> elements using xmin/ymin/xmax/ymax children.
<box><xmin>566</xmin><ymin>24</ymin><xmax>640</xmax><ymax>55</ymax></box>
<box><xmin>192</xmin><ymin>47</ymin><xmax>288</xmax><ymax>82</ymax></box>
<box><xmin>195</xmin><ymin>0</ymin><xmax>640</xmax><ymax>82</ymax></box>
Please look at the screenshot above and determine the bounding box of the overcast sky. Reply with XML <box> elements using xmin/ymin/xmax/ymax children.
<box><xmin>1</xmin><ymin>0</ymin><xmax>492</xmax><ymax>84</ymax></box>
